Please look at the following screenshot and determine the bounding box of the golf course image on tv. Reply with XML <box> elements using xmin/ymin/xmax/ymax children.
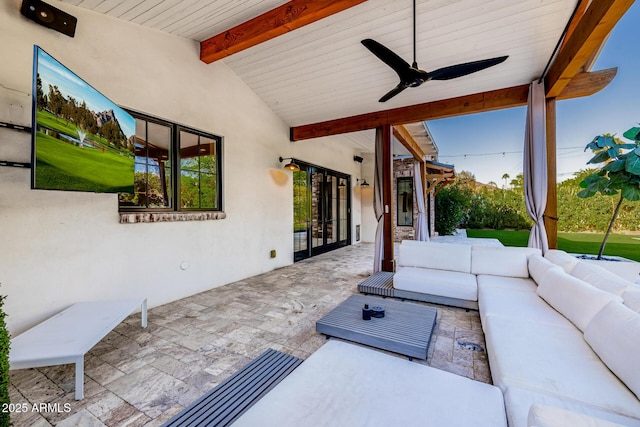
<box><xmin>31</xmin><ymin>46</ymin><xmax>135</xmax><ymax>193</ymax></box>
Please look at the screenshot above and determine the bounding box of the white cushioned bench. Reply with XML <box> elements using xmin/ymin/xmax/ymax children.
<box><xmin>9</xmin><ymin>299</ymin><xmax>147</xmax><ymax>400</ymax></box>
<box><xmin>231</xmin><ymin>340</ymin><xmax>507</xmax><ymax>427</ymax></box>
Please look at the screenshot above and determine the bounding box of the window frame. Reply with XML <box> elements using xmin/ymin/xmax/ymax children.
<box><xmin>118</xmin><ymin>110</ymin><xmax>223</xmax><ymax>213</ymax></box>
<box><xmin>396</xmin><ymin>176</ymin><xmax>414</xmax><ymax>227</ymax></box>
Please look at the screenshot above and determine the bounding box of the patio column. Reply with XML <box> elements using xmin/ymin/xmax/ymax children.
<box><xmin>373</xmin><ymin>125</ymin><xmax>395</xmax><ymax>272</ymax></box>
<box><xmin>544</xmin><ymin>98</ymin><xmax>559</xmax><ymax>249</ymax></box>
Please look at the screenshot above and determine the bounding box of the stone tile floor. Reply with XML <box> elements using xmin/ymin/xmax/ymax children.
<box><xmin>9</xmin><ymin>243</ymin><xmax>490</xmax><ymax>426</ymax></box>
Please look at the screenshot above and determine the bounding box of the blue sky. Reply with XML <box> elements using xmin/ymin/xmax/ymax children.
<box><xmin>36</xmin><ymin>47</ymin><xmax>135</xmax><ymax>138</ymax></box>
<box><xmin>429</xmin><ymin>2</ymin><xmax>639</xmax><ymax>186</ymax></box>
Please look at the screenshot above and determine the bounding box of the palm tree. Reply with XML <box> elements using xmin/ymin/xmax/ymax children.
<box><xmin>501</xmin><ymin>173</ymin><xmax>510</xmax><ymax>189</ymax></box>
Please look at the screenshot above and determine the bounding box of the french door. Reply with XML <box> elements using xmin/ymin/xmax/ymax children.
<box><xmin>293</xmin><ymin>163</ymin><xmax>350</xmax><ymax>261</ymax></box>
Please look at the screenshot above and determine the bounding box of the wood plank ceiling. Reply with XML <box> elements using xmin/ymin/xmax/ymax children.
<box><xmin>62</xmin><ymin>0</ymin><xmax>583</xmax><ymax>152</ymax></box>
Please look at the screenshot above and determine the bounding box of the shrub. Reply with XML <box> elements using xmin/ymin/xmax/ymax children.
<box><xmin>435</xmin><ymin>184</ymin><xmax>472</xmax><ymax>235</ymax></box>
<box><xmin>0</xmin><ymin>292</ymin><xmax>9</xmax><ymax>427</ymax></box>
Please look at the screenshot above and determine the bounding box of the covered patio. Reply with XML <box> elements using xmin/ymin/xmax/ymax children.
<box><xmin>2</xmin><ymin>0</ymin><xmax>639</xmax><ymax>425</ymax></box>
<box><xmin>9</xmin><ymin>243</ymin><xmax>488</xmax><ymax>426</ymax></box>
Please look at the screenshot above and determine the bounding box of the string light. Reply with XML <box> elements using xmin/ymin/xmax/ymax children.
<box><xmin>440</xmin><ymin>146</ymin><xmax>584</xmax><ymax>159</ymax></box>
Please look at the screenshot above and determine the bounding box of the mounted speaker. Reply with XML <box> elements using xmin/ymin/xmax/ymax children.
<box><xmin>21</xmin><ymin>0</ymin><xmax>77</xmax><ymax>38</ymax></box>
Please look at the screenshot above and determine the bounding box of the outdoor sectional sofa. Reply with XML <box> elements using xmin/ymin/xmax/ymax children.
<box><xmin>189</xmin><ymin>241</ymin><xmax>640</xmax><ymax>426</ymax></box>
<box><xmin>395</xmin><ymin>240</ymin><xmax>640</xmax><ymax>426</ymax></box>
<box><xmin>394</xmin><ymin>240</ymin><xmax>540</xmax><ymax>309</ymax></box>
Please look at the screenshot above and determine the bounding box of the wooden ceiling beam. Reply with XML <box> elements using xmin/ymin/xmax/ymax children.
<box><xmin>545</xmin><ymin>0</ymin><xmax>633</xmax><ymax>98</ymax></box>
<box><xmin>392</xmin><ymin>125</ymin><xmax>426</xmax><ymax>161</ymax></box>
<box><xmin>560</xmin><ymin>0</ymin><xmax>590</xmax><ymax>52</ymax></box>
<box><xmin>200</xmin><ymin>0</ymin><xmax>366</xmax><ymax>64</ymax></box>
<box><xmin>291</xmin><ymin>67</ymin><xmax>617</xmax><ymax>141</ymax></box>
<box><xmin>291</xmin><ymin>85</ymin><xmax>530</xmax><ymax>141</ymax></box>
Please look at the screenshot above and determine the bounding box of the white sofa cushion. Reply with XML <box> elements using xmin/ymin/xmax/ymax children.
<box><xmin>478</xmin><ymin>279</ymin><xmax>572</xmax><ymax>329</ymax></box>
<box><xmin>484</xmin><ymin>316</ymin><xmax>640</xmax><ymax>419</ymax></box>
<box><xmin>476</xmin><ymin>275</ymin><xmax>537</xmax><ymax>293</ymax></box>
<box><xmin>504</xmin><ymin>386</ymin><xmax>640</xmax><ymax>427</ymax></box>
<box><xmin>622</xmin><ymin>288</ymin><xmax>640</xmax><ymax>314</ymax></box>
<box><xmin>571</xmin><ymin>262</ymin><xmax>632</xmax><ymax>296</ymax></box>
<box><xmin>394</xmin><ymin>266</ymin><xmax>477</xmax><ymax>301</ymax></box>
<box><xmin>581</xmin><ymin>258</ymin><xmax>640</xmax><ymax>284</ymax></box>
<box><xmin>537</xmin><ymin>268</ymin><xmax>622</xmax><ymax>331</ymax></box>
<box><xmin>232</xmin><ymin>340</ymin><xmax>508</xmax><ymax>427</ymax></box>
<box><xmin>471</xmin><ymin>246</ymin><xmax>531</xmax><ymax>278</ymax></box>
<box><xmin>585</xmin><ymin>301</ymin><xmax>640</xmax><ymax>400</ymax></box>
<box><xmin>398</xmin><ymin>241</ymin><xmax>472</xmax><ymax>273</ymax></box>
<box><xmin>528</xmin><ymin>255</ymin><xmax>558</xmax><ymax>285</ymax></box>
<box><xmin>528</xmin><ymin>404</ymin><xmax>628</xmax><ymax>427</ymax></box>
<box><xmin>544</xmin><ymin>249</ymin><xmax>579</xmax><ymax>273</ymax></box>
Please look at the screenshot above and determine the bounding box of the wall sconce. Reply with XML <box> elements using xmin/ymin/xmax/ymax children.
<box><xmin>353</xmin><ymin>155</ymin><xmax>364</xmax><ymax>163</ymax></box>
<box><xmin>279</xmin><ymin>157</ymin><xmax>300</xmax><ymax>172</ymax></box>
<box><xmin>356</xmin><ymin>178</ymin><xmax>370</xmax><ymax>187</ymax></box>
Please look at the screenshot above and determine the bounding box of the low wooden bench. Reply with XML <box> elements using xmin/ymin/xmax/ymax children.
<box><xmin>162</xmin><ymin>348</ymin><xmax>303</xmax><ymax>427</ymax></box>
<box><xmin>357</xmin><ymin>271</ymin><xmax>395</xmax><ymax>297</ymax></box>
<box><xmin>9</xmin><ymin>299</ymin><xmax>147</xmax><ymax>400</ymax></box>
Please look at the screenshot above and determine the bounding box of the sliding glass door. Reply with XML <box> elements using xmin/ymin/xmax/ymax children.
<box><xmin>293</xmin><ymin>163</ymin><xmax>350</xmax><ymax>261</ymax></box>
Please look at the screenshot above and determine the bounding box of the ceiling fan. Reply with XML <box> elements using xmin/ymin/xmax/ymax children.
<box><xmin>361</xmin><ymin>0</ymin><xmax>508</xmax><ymax>103</ymax></box>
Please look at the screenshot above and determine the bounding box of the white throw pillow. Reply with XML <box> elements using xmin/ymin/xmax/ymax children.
<box><xmin>570</xmin><ymin>262</ymin><xmax>632</xmax><ymax>296</ymax></box>
<box><xmin>537</xmin><ymin>268</ymin><xmax>622</xmax><ymax>331</ymax></box>
<box><xmin>528</xmin><ymin>404</ymin><xmax>626</xmax><ymax>427</ymax></box>
<box><xmin>471</xmin><ymin>246</ymin><xmax>530</xmax><ymax>278</ymax></box>
<box><xmin>544</xmin><ymin>249</ymin><xmax>578</xmax><ymax>273</ymax></box>
<box><xmin>622</xmin><ymin>288</ymin><xmax>640</xmax><ymax>314</ymax></box>
<box><xmin>397</xmin><ymin>241</ymin><xmax>471</xmax><ymax>273</ymax></box>
<box><xmin>528</xmin><ymin>254</ymin><xmax>557</xmax><ymax>285</ymax></box>
<box><xmin>585</xmin><ymin>301</ymin><xmax>640</xmax><ymax>400</ymax></box>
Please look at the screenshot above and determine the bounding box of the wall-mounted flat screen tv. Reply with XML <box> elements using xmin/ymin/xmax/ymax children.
<box><xmin>31</xmin><ymin>45</ymin><xmax>135</xmax><ymax>193</ymax></box>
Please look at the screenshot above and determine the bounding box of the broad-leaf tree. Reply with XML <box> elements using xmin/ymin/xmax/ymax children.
<box><xmin>578</xmin><ymin>126</ymin><xmax>640</xmax><ymax>259</ymax></box>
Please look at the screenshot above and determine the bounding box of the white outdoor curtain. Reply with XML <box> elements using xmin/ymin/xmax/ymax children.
<box><xmin>373</xmin><ymin>127</ymin><xmax>385</xmax><ymax>272</ymax></box>
<box><xmin>524</xmin><ymin>80</ymin><xmax>549</xmax><ymax>253</ymax></box>
<box><xmin>413</xmin><ymin>161</ymin><xmax>429</xmax><ymax>241</ymax></box>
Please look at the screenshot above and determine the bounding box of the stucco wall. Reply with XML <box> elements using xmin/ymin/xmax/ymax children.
<box><xmin>0</xmin><ymin>0</ymin><xmax>365</xmax><ymax>334</ymax></box>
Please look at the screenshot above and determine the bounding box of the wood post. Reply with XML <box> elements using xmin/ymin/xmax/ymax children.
<box><xmin>544</xmin><ymin>98</ymin><xmax>558</xmax><ymax>249</ymax></box>
<box><xmin>380</xmin><ymin>125</ymin><xmax>395</xmax><ymax>272</ymax></box>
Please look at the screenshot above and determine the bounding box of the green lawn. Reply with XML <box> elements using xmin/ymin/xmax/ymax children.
<box><xmin>34</xmin><ymin>131</ymin><xmax>133</xmax><ymax>193</ymax></box>
<box><xmin>465</xmin><ymin>229</ymin><xmax>640</xmax><ymax>262</ymax></box>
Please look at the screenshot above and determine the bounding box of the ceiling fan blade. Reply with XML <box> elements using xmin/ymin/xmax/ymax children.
<box><xmin>428</xmin><ymin>56</ymin><xmax>508</xmax><ymax>81</ymax></box>
<box><xmin>379</xmin><ymin>83</ymin><xmax>409</xmax><ymax>103</ymax></box>
<box><xmin>362</xmin><ymin>39</ymin><xmax>412</xmax><ymax>79</ymax></box>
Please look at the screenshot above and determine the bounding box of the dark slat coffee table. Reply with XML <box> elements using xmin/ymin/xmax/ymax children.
<box><xmin>316</xmin><ymin>294</ymin><xmax>437</xmax><ymax>360</ymax></box>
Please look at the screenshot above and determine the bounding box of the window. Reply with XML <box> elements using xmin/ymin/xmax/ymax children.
<box><xmin>397</xmin><ymin>177</ymin><xmax>413</xmax><ymax>226</ymax></box>
<box><xmin>119</xmin><ymin>112</ymin><xmax>222</xmax><ymax>212</ymax></box>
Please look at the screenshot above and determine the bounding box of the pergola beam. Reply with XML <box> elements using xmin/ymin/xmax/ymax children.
<box><xmin>544</xmin><ymin>0</ymin><xmax>633</xmax><ymax>98</ymax></box>
<box><xmin>556</xmin><ymin>67</ymin><xmax>617</xmax><ymax>99</ymax></box>
<box><xmin>392</xmin><ymin>125</ymin><xmax>426</xmax><ymax>161</ymax></box>
<box><xmin>291</xmin><ymin>85</ymin><xmax>530</xmax><ymax>141</ymax></box>
<box><xmin>200</xmin><ymin>0</ymin><xmax>366</xmax><ymax>64</ymax></box>
<box><xmin>290</xmin><ymin>69</ymin><xmax>615</xmax><ymax>141</ymax></box>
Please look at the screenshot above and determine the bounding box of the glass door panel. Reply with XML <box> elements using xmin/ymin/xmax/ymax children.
<box><xmin>326</xmin><ymin>175</ymin><xmax>337</xmax><ymax>245</ymax></box>
<box><xmin>293</xmin><ymin>164</ymin><xmax>350</xmax><ymax>261</ymax></box>
<box><xmin>293</xmin><ymin>167</ymin><xmax>309</xmax><ymax>260</ymax></box>
<box><xmin>339</xmin><ymin>178</ymin><xmax>348</xmax><ymax>241</ymax></box>
<box><xmin>311</xmin><ymin>170</ymin><xmax>324</xmax><ymax>250</ymax></box>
